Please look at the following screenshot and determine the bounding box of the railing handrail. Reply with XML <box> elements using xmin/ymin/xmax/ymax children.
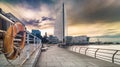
<box><xmin>70</xmin><ymin>46</ymin><xmax>120</xmax><ymax>64</ymax></box>
<box><xmin>76</xmin><ymin>46</ymin><xmax>120</xmax><ymax>51</ymax></box>
<box><xmin>0</xmin><ymin>30</ymin><xmax>6</xmax><ymax>33</ymax></box>
<box><xmin>0</xmin><ymin>14</ymin><xmax>14</xmax><ymax>24</ymax></box>
<box><xmin>0</xmin><ymin>13</ymin><xmax>40</xmax><ymax>40</ymax></box>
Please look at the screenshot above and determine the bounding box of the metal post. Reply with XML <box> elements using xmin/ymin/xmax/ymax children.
<box><xmin>85</xmin><ymin>48</ymin><xmax>88</xmax><ymax>55</ymax></box>
<box><xmin>75</xmin><ymin>47</ymin><xmax>77</xmax><ymax>52</ymax></box>
<box><xmin>112</xmin><ymin>50</ymin><xmax>118</xmax><ymax>63</ymax></box>
<box><xmin>37</xmin><ymin>38</ymin><xmax>39</xmax><ymax>48</ymax></box>
<box><xmin>38</xmin><ymin>39</ymin><xmax>39</xmax><ymax>44</ymax></box>
<box><xmin>40</xmin><ymin>39</ymin><xmax>42</xmax><ymax>48</ymax></box>
<box><xmin>62</xmin><ymin>3</ymin><xmax>65</xmax><ymax>44</ymax></box>
<box><xmin>26</xmin><ymin>33</ymin><xmax>30</xmax><ymax>59</ymax></box>
<box><xmin>72</xmin><ymin>46</ymin><xmax>74</xmax><ymax>51</ymax></box>
<box><xmin>79</xmin><ymin>47</ymin><xmax>81</xmax><ymax>53</ymax></box>
<box><xmin>95</xmin><ymin>48</ymin><xmax>99</xmax><ymax>58</ymax></box>
<box><xmin>34</xmin><ymin>36</ymin><xmax>36</xmax><ymax>51</ymax></box>
<box><xmin>36</xmin><ymin>38</ymin><xmax>38</xmax><ymax>48</ymax></box>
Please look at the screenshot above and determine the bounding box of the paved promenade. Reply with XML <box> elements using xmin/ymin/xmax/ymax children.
<box><xmin>36</xmin><ymin>45</ymin><xmax>120</xmax><ymax>67</ymax></box>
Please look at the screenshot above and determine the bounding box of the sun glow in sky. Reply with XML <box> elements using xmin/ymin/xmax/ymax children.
<box><xmin>1</xmin><ymin>0</ymin><xmax>120</xmax><ymax>37</ymax></box>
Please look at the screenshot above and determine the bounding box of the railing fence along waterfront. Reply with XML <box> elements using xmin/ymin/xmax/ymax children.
<box><xmin>25</xmin><ymin>31</ymin><xmax>42</xmax><ymax>60</ymax></box>
<box><xmin>69</xmin><ymin>46</ymin><xmax>120</xmax><ymax>65</ymax></box>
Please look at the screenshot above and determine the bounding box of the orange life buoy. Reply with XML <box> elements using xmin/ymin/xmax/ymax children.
<box><xmin>3</xmin><ymin>22</ymin><xmax>26</xmax><ymax>60</ymax></box>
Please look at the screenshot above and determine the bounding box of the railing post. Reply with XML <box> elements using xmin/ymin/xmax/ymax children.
<box><xmin>95</xmin><ymin>48</ymin><xmax>99</xmax><ymax>58</ymax></box>
<box><xmin>39</xmin><ymin>39</ymin><xmax>41</xmax><ymax>44</ymax></box>
<box><xmin>79</xmin><ymin>47</ymin><xmax>81</xmax><ymax>53</ymax></box>
<box><xmin>39</xmin><ymin>39</ymin><xmax>41</xmax><ymax>45</ymax></box>
<box><xmin>33</xmin><ymin>36</ymin><xmax>36</xmax><ymax>50</ymax></box>
<box><xmin>37</xmin><ymin>38</ymin><xmax>39</xmax><ymax>48</ymax></box>
<box><xmin>36</xmin><ymin>38</ymin><xmax>37</xmax><ymax>48</ymax></box>
<box><xmin>39</xmin><ymin>39</ymin><xmax>43</xmax><ymax>48</ymax></box>
<box><xmin>26</xmin><ymin>33</ymin><xmax>30</xmax><ymax>59</ymax></box>
<box><xmin>72</xmin><ymin>46</ymin><xmax>74</xmax><ymax>51</ymax></box>
<box><xmin>85</xmin><ymin>48</ymin><xmax>88</xmax><ymax>55</ymax></box>
<box><xmin>75</xmin><ymin>47</ymin><xmax>77</xmax><ymax>52</ymax></box>
<box><xmin>112</xmin><ymin>50</ymin><xmax>118</xmax><ymax>63</ymax></box>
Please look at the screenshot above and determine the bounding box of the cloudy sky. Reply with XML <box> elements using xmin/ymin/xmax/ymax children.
<box><xmin>0</xmin><ymin>0</ymin><xmax>120</xmax><ymax>38</ymax></box>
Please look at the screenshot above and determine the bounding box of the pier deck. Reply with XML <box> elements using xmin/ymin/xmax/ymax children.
<box><xmin>36</xmin><ymin>45</ymin><xmax>120</xmax><ymax>67</ymax></box>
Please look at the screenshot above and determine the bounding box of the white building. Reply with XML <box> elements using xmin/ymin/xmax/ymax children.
<box><xmin>65</xmin><ymin>36</ymin><xmax>73</xmax><ymax>44</ymax></box>
<box><xmin>48</xmin><ymin>35</ymin><xmax>59</xmax><ymax>44</ymax></box>
<box><xmin>71</xmin><ymin>36</ymin><xmax>89</xmax><ymax>44</ymax></box>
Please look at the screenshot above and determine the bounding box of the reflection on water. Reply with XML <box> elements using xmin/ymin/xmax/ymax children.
<box><xmin>86</xmin><ymin>45</ymin><xmax>120</xmax><ymax>50</ymax></box>
<box><xmin>90</xmin><ymin>37</ymin><xmax>120</xmax><ymax>43</ymax></box>
<box><xmin>88</xmin><ymin>37</ymin><xmax>120</xmax><ymax>50</ymax></box>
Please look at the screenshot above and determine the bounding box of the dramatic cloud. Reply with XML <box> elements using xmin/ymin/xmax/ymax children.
<box><xmin>1</xmin><ymin>0</ymin><xmax>120</xmax><ymax>37</ymax></box>
<box><xmin>42</xmin><ymin>16</ymin><xmax>55</xmax><ymax>21</ymax></box>
<box><xmin>65</xmin><ymin>0</ymin><xmax>120</xmax><ymax>24</ymax></box>
<box><xmin>0</xmin><ymin>0</ymin><xmax>58</xmax><ymax>35</ymax></box>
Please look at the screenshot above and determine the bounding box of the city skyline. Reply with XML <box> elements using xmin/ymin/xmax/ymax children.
<box><xmin>0</xmin><ymin>0</ymin><xmax>120</xmax><ymax>37</ymax></box>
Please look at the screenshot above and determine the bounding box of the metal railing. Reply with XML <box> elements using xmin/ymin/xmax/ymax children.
<box><xmin>0</xmin><ymin>12</ymin><xmax>42</xmax><ymax>66</ymax></box>
<box><xmin>69</xmin><ymin>46</ymin><xmax>120</xmax><ymax>65</ymax></box>
<box><xmin>0</xmin><ymin>30</ymin><xmax>42</xmax><ymax>66</ymax></box>
<box><xmin>0</xmin><ymin>14</ymin><xmax>14</xmax><ymax>24</ymax></box>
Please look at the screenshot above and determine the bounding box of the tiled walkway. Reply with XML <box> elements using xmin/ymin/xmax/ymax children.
<box><xmin>36</xmin><ymin>45</ymin><xmax>120</xmax><ymax>67</ymax></box>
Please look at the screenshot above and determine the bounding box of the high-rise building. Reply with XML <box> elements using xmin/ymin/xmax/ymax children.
<box><xmin>54</xmin><ymin>3</ymin><xmax>66</xmax><ymax>42</ymax></box>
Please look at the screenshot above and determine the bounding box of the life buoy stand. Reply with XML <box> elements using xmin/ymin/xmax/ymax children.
<box><xmin>3</xmin><ymin>22</ymin><xmax>26</xmax><ymax>60</ymax></box>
